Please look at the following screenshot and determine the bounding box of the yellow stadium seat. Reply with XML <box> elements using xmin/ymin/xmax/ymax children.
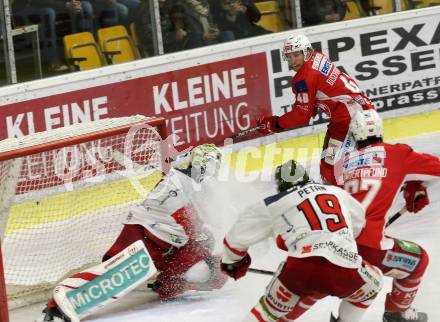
<box><xmin>371</xmin><ymin>0</ymin><xmax>394</xmax><ymax>13</ymax></box>
<box><xmin>411</xmin><ymin>0</ymin><xmax>440</xmax><ymax>7</ymax></box>
<box><xmin>370</xmin><ymin>0</ymin><xmax>410</xmax><ymax>13</ymax></box>
<box><xmin>130</xmin><ymin>22</ymin><xmax>140</xmax><ymax>49</ymax></box>
<box><xmin>97</xmin><ymin>25</ymin><xmax>140</xmax><ymax>65</ymax></box>
<box><xmin>400</xmin><ymin>0</ymin><xmax>411</xmax><ymax>9</ymax></box>
<box><xmin>400</xmin><ymin>0</ymin><xmax>413</xmax><ymax>8</ymax></box>
<box><xmin>63</xmin><ymin>32</ymin><xmax>106</xmax><ymax>71</ymax></box>
<box><xmin>283</xmin><ymin>0</ymin><xmax>293</xmax><ymax>27</ymax></box>
<box><xmin>343</xmin><ymin>0</ymin><xmax>366</xmax><ymax>20</ymax></box>
<box><xmin>255</xmin><ymin>1</ymin><xmax>286</xmax><ymax>33</ymax></box>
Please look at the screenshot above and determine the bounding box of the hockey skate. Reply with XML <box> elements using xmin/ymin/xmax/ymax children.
<box><xmin>383</xmin><ymin>308</ymin><xmax>428</xmax><ymax>322</ymax></box>
<box><xmin>36</xmin><ymin>306</ymin><xmax>70</xmax><ymax>322</ymax></box>
<box><xmin>330</xmin><ymin>314</ymin><xmax>339</xmax><ymax>322</ymax></box>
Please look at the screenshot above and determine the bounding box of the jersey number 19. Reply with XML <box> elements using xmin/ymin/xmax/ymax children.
<box><xmin>297</xmin><ymin>194</ymin><xmax>348</xmax><ymax>232</ymax></box>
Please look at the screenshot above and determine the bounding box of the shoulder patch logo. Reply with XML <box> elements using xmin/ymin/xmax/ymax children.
<box><xmin>343</xmin><ymin>151</ymin><xmax>386</xmax><ymax>172</ymax></box>
<box><xmin>319</xmin><ymin>57</ymin><xmax>332</xmax><ymax>76</ymax></box>
<box><xmin>294</xmin><ymin>79</ymin><xmax>308</xmax><ymax>93</ymax></box>
<box><xmin>312</xmin><ymin>53</ymin><xmax>323</xmax><ymax>70</ymax></box>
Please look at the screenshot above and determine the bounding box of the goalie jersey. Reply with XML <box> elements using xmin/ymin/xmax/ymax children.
<box><xmin>124</xmin><ymin>167</ymin><xmax>203</xmax><ymax>248</ymax></box>
<box><xmin>223</xmin><ymin>183</ymin><xmax>366</xmax><ymax>269</ymax></box>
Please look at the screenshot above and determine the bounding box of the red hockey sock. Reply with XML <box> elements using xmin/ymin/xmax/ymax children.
<box><xmin>385</xmin><ymin>245</ymin><xmax>429</xmax><ymax>313</ymax></box>
<box><xmin>385</xmin><ymin>278</ymin><xmax>421</xmax><ymax>312</ymax></box>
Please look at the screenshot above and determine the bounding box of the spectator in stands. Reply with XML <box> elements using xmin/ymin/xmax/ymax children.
<box><xmin>359</xmin><ymin>0</ymin><xmax>373</xmax><ymax>14</ymax></box>
<box><xmin>134</xmin><ymin>0</ymin><xmax>172</xmax><ymax>57</ymax></box>
<box><xmin>300</xmin><ymin>0</ymin><xmax>346</xmax><ymax>26</ymax></box>
<box><xmin>13</xmin><ymin>0</ymin><xmax>93</xmax><ymax>33</ymax></box>
<box><xmin>210</xmin><ymin>0</ymin><xmax>270</xmax><ymax>40</ymax></box>
<box><xmin>181</xmin><ymin>0</ymin><xmax>235</xmax><ymax>45</ymax></box>
<box><xmin>89</xmin><ymin>0</ymin><xmax>129</xmax><ymax>27</ymax></box>
<box><xmin>53</xmin><ymin>0</ymin><xmax>94</xmax><ymax>32</ymax></box>
<box><xmin>164</xmin><ymin>3</ymin><xmax>204</xmax><ymax>52</ymax></box>
<box><xmin>117</xmin><ymin>0</ymin><xmax>141</xmax><ymax>23</ymax></box>
<box><xmin>12</xmin><ymin>4</ymin><xmax>52</xmax><ymax>58</ymax></box>
<box><xmin>12</xmin><ymin>0</ymin><xmax>93</xmax><ymax>72</ymax></box>
<box><xmin>276</xmin><ymin>0</ymin><xmax>293</xmax><ymax>29</ymax></box>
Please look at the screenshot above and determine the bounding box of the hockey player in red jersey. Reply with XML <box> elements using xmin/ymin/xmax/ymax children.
<box><xmin>340</xmin><ymin>109</ymin><xmax>440</xmax><ymax>322</ymax></box>
<box><xmin>259</xmin><ymin>34</ymin><xmax>375</xmax><ymax>185</ymax></box>
<box><xmin>221</xmin><ymin>160</ymin><xmax>383</xmax><ymax>322</ymax></box>
<box><xmin>40</xmin><ymin>144</ymin><xmax>227</xmax><ymax>322</ymax></box>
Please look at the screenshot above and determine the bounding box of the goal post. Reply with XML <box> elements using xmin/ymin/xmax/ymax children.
<box><xmin>0</xmin><ymin>115</ymin><xmax>167</xmax><ymax>320</ymax></box>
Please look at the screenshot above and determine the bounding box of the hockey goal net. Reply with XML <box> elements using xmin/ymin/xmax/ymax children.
<box><xmin>0</xmin><ymin>115</ymin><xmax>166</xmax><ymax>318</ymax></box>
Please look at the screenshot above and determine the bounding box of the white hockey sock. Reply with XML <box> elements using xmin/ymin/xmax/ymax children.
<box><xmin>338</xmin><ymin>300</ymin><xmax>368</xmax><ymax>322</ymax></box>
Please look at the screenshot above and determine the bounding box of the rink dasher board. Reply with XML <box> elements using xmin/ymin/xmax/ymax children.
<box><xmin>0</xmin><ymin>7</ymin><xmax>438</xmax><ymax>152</ymax></box>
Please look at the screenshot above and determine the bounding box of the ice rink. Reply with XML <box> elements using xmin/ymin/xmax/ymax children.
<box><xmin>11</xmin><ymin>131</ymin><xmax>440</xmax><ymax>322</ymax></box>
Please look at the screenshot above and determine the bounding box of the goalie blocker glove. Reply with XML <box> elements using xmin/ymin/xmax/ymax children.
<box><xmin>220</xmin><ymin>253</ymin><xmax>252</xmax><ymax>280</ymax></box>
<box><xmin>403</xmin><ymin>181</ymin><xmax>429</xmax><ymax>213</ymax></box>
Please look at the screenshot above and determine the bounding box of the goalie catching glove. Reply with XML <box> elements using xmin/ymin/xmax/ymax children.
<box><xmin>403</xmin><ymin>181</ymin><xmax>429</xmax><ymax>213</ymax></box>
<box><xmin>220</xmin><ymin>253</ymin><xmax>252</xmax><ymax>280</ymax></box>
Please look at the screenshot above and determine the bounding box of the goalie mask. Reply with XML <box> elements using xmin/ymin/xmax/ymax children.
<box><xmin>275</xmin><ymin>160</ymin><xmax>310</xmax><ymax>192</ymax></box>
<box><xmin>190</xmin><ymin>144</ymin><xmax>223</xmax><ymax>182</ymax></box>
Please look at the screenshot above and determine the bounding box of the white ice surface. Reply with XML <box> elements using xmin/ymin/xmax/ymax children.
<box><xmin>11</xmin><ymin>131</ymin><xmax>440</xmax><ymax>322</ymax></box>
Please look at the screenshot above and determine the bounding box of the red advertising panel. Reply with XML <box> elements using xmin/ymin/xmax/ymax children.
<box><xmin>0</xmin><ymin>53</ymin><xmax>271</xmax><ymax>149</ymax></box>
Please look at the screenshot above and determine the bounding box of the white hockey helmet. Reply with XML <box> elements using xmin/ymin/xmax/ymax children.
<box><xmin>282</xmin><ymin>34</ymin><xmax>313</xmax><ymax>61</ymax></box>
<box><xmin>350</xmin><ymin>109</ymin><xmax>383</xmax><ymax>142</ymax></box>
<box><xmin>190</xmin><ymin>143</ymin><xmax>223</xmax><ymax>182</ymax></box>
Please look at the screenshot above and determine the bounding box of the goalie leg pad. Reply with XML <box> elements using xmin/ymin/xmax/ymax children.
<box><xmin>102</xmin><ymin>224</ymin><xmax>172</xmax><ymax>266</ymax></box>
<box><xmin>53</xmin><ymin>240</ymin><xmax>157</xmax><ymax>322</ymax></box>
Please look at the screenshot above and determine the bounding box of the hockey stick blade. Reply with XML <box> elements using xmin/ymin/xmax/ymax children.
<box><xmin>248</xmin><ymin>268</ymin><xmax>275</xmax><ymax>276</ymax></box>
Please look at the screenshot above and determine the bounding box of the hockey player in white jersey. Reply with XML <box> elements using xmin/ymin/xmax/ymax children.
<box><xmin>39</xmin><ymin>144</ymin><xmax>227</xmax><ymax>322</ymax></box>
<box><xmin>221</xmin><ymin>160</ymin><xmax>383</xmax><ymax>322</ymax></box>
